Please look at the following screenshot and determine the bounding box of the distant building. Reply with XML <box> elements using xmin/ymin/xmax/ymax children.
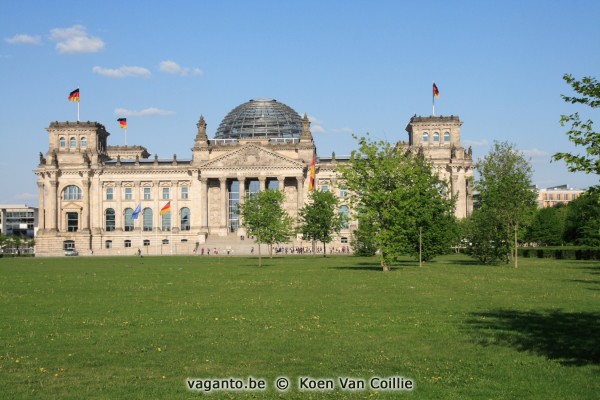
<box><xmin>0</xmin><ymin>205</ymin><xmax>38</xmax><ymax>237</ymax></box>
<box><xmin>537</xmin><ymin>184</ymin><xmax>585</xmax><ymax>208</ymax></box>
<box><xmin>34</xmin><ymin>99</ymin><xmax>473</xmax><ymax>256</ymax></box>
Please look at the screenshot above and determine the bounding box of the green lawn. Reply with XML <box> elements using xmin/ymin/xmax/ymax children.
<box><xmin>0</xmin><ymin>254</ymin><xmax>598</xmax><ymax>399</ymax></box>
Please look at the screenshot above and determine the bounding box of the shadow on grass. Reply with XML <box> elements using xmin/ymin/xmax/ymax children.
<box><xmin>466</xmin><ymin>309</ymin><xmax>600</xmax><ymax>366</ymax></box>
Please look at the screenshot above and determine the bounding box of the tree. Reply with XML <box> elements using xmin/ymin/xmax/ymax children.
<box><xmin>563</xmin><ymin>191</ymin><xmax>600</xmax><ymax>246</ymax></box>
<box><xmin>238</xmin><ymin>189</ymin><xmax>295</xmax><ymax>266</ymax></box>
<box><xmin>526</xmin><ymin>205</ymin><xmax>567</xmax><ymax>246</ymax></box>
<box><xmin>474</xmin><ymin>141</ymin><xmax>538</xmax><ymax>267</ymax></box>
<box><xmin>465</xmin><ymin>208</ymin><xmax>508</xmax><ymax>264</ymax></box>
<box><xmin>298</xmin><ymin>189</ymin><xmax>345</xmax><ymax>257</ymax></box>
<box><xmin>338</xmin><ymin>135</ymin><xmax>456</xmax><ymax>271</ymax></box>
<box><xmin>553</xmin><ymin>74</ymin><xmax>600</xmax><ymax>180</ymax></box>
<box><xmin>350</xmin><ymin>210</ymin><xmax>377</xmax><ymax>256</ymax></box>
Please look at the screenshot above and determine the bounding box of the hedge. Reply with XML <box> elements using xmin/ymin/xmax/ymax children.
<box><xmin>518</xmin><ymin>247</ymin><xmax>600</xmax><ymax>260</ymax></box>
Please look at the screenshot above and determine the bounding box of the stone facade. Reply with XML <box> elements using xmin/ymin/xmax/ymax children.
<box><xmin>34</xmin><ymin>102</ymin><xmax>473</xmax><ymax>257</ymax></box>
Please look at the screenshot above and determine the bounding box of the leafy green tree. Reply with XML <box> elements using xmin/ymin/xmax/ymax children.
<box><xmin>238</xmin><ymin>189</ymin><xmax>295</xmax><ymax>266</ymax></box>
<box><xmin>474</xmin><ymin>141</ymin><xmax>537</xmax><ymax>267</ymax></box>
<box><xmin>526</xmin><ymin>205</ymin><xmax>566</xmax><ymax>246</ymax></box>
<box><xmin>465</xmin><ymin>208</ymin><xmax>508</xmax><ymax>264</ymax></box>
<box><xmin>338</xmin><ymin>135</ymin><xmax>456</xmax><ymax>271</ymax></box>
<box><xmin>298</xmin><ymin>189</ymin><xmax>345</xmax><ymax>257</ymax></box>
<box><xmin>553</xmin><ymin>74</ymin><xmax>600</xmax><ymax>181</ymax></box>
<box><xmin>350</xmin><ymin>210</ymin><xmax>377</xmax><ymax>256</ymax></box>
<box><xmin>563</xmin><ymin>191</ymin><xmax>600</xmax><ymax>246</ymax></box>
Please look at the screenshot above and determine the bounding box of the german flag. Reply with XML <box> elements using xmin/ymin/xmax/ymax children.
<box><xmin>117</xmin><ymin>118</ymin><xmax>127</xmax><ymax>129</ymax></box>
<box><xmin>160</xmin><ymin>201</ymin><xmax>171</xmax><ymax>215</ymax></box>
<box><xmin>308</xmin><ymin>155</ymin><xmax>315</xmax><ymax>191</ymax></box>
<box><xmin>433</xmin><ymin>83</ymin><xmax>440</xmax><ymax>98</ymax></box>
<box><xmin>68</xmin><ymin>88</ymin><xmax>80</xmax><ymax>102</ymax></box>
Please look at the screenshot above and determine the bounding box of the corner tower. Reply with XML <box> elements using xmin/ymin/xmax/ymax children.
<box><xmin>405</xmin><ymin>115</ymin><xmax>473</xmax><ymax>218</ymax></box>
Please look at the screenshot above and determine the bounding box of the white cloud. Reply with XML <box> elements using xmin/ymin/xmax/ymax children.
<box><xmin>159</xmin><ymin>60</ymin><xmax>203</xmax><ymax>76</ymax></box>
<box><xmin>308</xmin><ymin>115</ymin><xmax>325</xmax><ymax>133</ymax></box>
<box><xmin>522</xmin><ymin>148</ymin><xmax>550</xmax><ymax>158</ymax></box>
<box><xmin>49</xmin><ymin>25</ymin><xmax>104</xmax><ymax>54</ymax></box>
<box><xmin>92</xmin><ymin>65</ymin><xmax>151</xmax><ymax>78</ymax></box>
<box><xmin>114</xmin><ymin>107</ymin><xmax>175</xmax><ymax>117</ymax></box>
<box><xmin>463</xmin><ymin>138</ymin><xmax>489</xmax><ymax>147</ymax></box>
<box><xmin>5</xmin><ymin>34</ymin><xmax>41</xmax><ymax>45</ymax></box>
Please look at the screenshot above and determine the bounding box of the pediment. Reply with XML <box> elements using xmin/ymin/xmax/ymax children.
<box><xmin>201</xmin><ymin>144</ymin><xmax>305</xmax><ymax>170</ymax></box>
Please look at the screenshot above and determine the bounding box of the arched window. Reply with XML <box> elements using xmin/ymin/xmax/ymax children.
<box><xmin>124</xmin><ymin>208</ymin><xmax>134</xmax><ymax>231</ymax></box>
<box><xmin>339</xmin><ymin>205</ymin><xmax>349</xmax><ymax>229</ymax></box>
<box><xmin>105</xmin><ymin>240</ymin><xmax>112</xmax><ymax>249</ymax></box>
<box><xmin>63</xmin><ymin>185</ymin><xmax>82</xmax><ymax>200</ymax></box>
<box><xmin>143</xmin><ymin>208</ymin><xmax>153</xmax><ymax>231</ymax></box>
<box><xmin>124</xmin><ymin>240</ymin><xmax>132</xmax><ymax>248</ymax></box>
<box><xmin>70</xmin><ymin>137</ymin><xmax>77</xmax><ymax>148</ymax></box>
<box><xmin>105</xmin><ymin>208</ymin><xmax>115</xmax><ymax>231</ymax></box>
<box><xmin>59</xmin><ymin>137</ymin><xmax>66</xmax><ymax>148</ymax></box>
<box><xmin>433</xmin><ymin>132</ymin><xmax>440</xmax><ymax>142</ymax></box>
<box><xmin>422</xmin><ymin>132</ymin><xmax>429</xmax><ymax>142</ymax></box>
<box><xmin>80</xmin><ymin>137</ymin><xmax>87</xmax><ymax>148</ymax></box>
<box><xmin>162</xmin><ymin>212</ymin><xmax>171</xmax><ymax>231</ymax></box>
<box><xmin>180</xmin><ymin>207</ymin><xmax>190</xmax><ymax>231</ymax></box>
<box><xmin>443</xmin><ymin>132</ymin><xmax>450</xmax><ymax>142</ymax></box>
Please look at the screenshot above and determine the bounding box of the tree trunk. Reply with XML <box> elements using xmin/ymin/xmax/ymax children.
<box><xmin>269</xmin><ymin>243</ymin><xmax>273</xmax><ymax>258</ymax></box>
<box><xmin>258</xmin><ymin>243</ymin><xmax>262</xmax><ymax>267</ymax></box>
<box><xmin>514</xmin><ymin>222</ymin><xmax>518</xmax><ymax>268</ymax></box>
<box><xmin>323</xmin><ymin>241</ymin><xmax>327</xmax><ymax>257</ymax></box>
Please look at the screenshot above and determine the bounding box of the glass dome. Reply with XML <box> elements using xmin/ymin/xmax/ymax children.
<box><xmin>214</xmin><ymin>98</ymin><xmax>302</xmax><ymax>139</ymax></box>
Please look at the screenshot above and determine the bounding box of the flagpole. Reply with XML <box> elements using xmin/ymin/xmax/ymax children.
<box><xmin>432</xmin><ymin>81</ymin><xmax>435</xmax><ymax>116</ymax></box>
<box><xmin>77</xmin><ymin>101</ymin><xmax>80</xmax><ymax>122</ymax></box>
<box><xmin>125</xmin><ymin>128</ymin><xmax>128</xmax><ymax>146</ymax></box>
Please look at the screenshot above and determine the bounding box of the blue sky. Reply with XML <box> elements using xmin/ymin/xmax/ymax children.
<box><xmin>1</xmin><ymin>0</ymin><xmax>599</xmax><ymax>205</ymax></box>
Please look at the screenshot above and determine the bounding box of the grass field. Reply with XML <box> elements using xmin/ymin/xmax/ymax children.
<box><xmin>0</xmin><ymin>254</ymin><xmax>598</xmax><ymax>399</ymax></box>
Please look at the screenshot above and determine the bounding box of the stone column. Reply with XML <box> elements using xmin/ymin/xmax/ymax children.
<box><xmin>237</xmin><ymin>175</ymin><xmax>246</xmax><ymax>236</ymax></box>
<box><xmin>237</xmin><ymin>176</ymin><xmax>246</xmax><ymax>207</ymax></box>
<box><xmin>172</xmin><ymin>181</ymin><xmax>179</xmax><ymax>233</ymax></box>
<box><xmin>200</xmin><ymin>177</ymin><xmax>208</xmax><ymax>229</ymax></box>
<box><xmin>296</xmin><ymin>176</ymin><xmax>304</xmax><ymax>213</ymax></box>
<box><xmin>115</xmin><ymin>182</ymin><xmax>123</xmax><ymax>231</ymax></box>
<box><xmin>47</xmin><ymin>178</ymin><xmax>58</xmax><ymax>232</ymax></box>
<box><xmin>220</xmin><ymin>177</ymin><xmax>227</xmax><ymax>231</ymax></box>
<box><xmin>37</xmin><ymin>181</ymin><xmax>45</xmax><ymax>231</ymax></box>
<box><xmin>258</xmin><ymin>176</ymin><xmax>266</xmax><ymax>191</ymax></box>
<box><xmin>278</xmin><ymin>176</ymin><xmax>285</xmax><ymax>191</ymax></box>
<box><xmin>153</xmin><ymin>181</ymin><xmax>160</xmax><ymax>232</ymax></box>
<box><xmin>80</xmin><ymin>177</ymin><xmax>90</xmax><ymax>231</ymax></box>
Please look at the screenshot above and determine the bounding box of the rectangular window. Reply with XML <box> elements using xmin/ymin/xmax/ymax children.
<box><xmin>66</xmin><ymin>212</ymin><xmax>78</xmax><ymax>232</ymax></box>
<box><xmin>181</xmin><ymin>187</ymin><xmax>188</xmax><ymax>199</ymax></box>
<box><xmin>321</xmin><ymin>185</ymin><xmax>329</xmax><ymax>192</ymax></box>
<box><xmin>124</xmin><ymin>188</ymin><xmax>132</xmax><ymax>200</ymax></box>
<box><xmin>143</xmin><ymin>239</ymin><xmax>150</xmax><ymax>247</ymax></box>
<box><xmin>143</xmin><ymin>188</ymin><xmax>151</xmax><ymax>200</ymax></box>
<box><xmin>339</xmin><ymin>188</ymin><xmax>347</xmax><ymax>198</ymax></box>
<box><xmin>162</xmin><ymin>188</ymin><xmax>170</xmax><ymax>200</ymax></box>
<box><xmin>106</xmin><ymin>188</ymin><xmax>113</xmax><ymax>200</ymax></box>
<box><xmin>124</xmin><ymin>240</ymin><xmax>131</xmax><ymax>248</ymax></box>
<box><xmin>105</xmin><ymin>240</ymin><xmax>112</xmax><ymax>249</ymax></box>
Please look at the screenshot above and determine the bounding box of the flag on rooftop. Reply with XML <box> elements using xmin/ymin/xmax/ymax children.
<box><xmin>433</xmin><ymin>83</ymin><xmax>440</xmax><ymax>98</ymax></box>
<box><xmin>68</xmin><ymin>88</ymin><xmax>80</xmax><ymax>102</ymax></box>
<box><xmin>118</xmin><ymin>118</ymin><xmax>127</xmax><ymax>129</ymax></box>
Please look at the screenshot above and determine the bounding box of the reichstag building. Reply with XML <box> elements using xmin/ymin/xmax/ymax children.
<box><xmin>34</xmin><ymin>98</ymin><xmax>473</xmax><ymax>256</ymax></box>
